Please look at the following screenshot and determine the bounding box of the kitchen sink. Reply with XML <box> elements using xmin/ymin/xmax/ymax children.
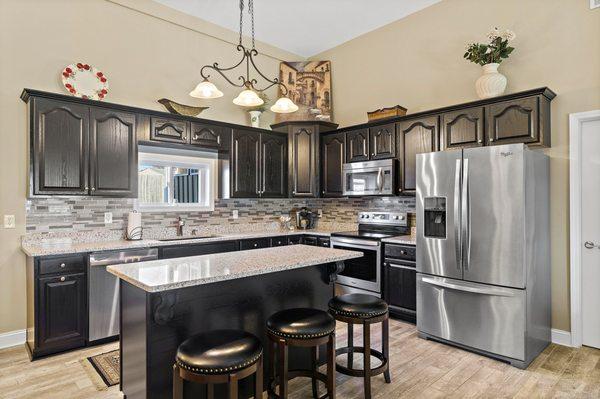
<box><xmin>157</xmin><ymin>235</ymin><xmax>220</xmax><ymax>242</ymax></box>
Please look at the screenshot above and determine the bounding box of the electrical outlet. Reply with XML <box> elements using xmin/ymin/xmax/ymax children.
<box><xmin>232</xmin><ymin>210</ymin><xmax>239</xmax><ymax>219</ymax></box>
<box><xmin>3</xmin><ymin>215</ymin><xmax>15</xmax><ymax>229</ymax></box>
<box><xmin>104</xmin><ymin>212</ymin><xmax>113</xmax><ymax>224</ymax></box>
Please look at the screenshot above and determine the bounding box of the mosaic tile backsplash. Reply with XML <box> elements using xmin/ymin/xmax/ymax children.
<box><xmin>25</xmin><ymin>196</ymin><xmax>416</xmax><ymax>237</ymax></box>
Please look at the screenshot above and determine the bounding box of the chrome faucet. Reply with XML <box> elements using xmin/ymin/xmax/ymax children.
<box><xmin>176</xmin><ymin>217</ymin><xmax>185</xmax><ymax>236</ymax></box>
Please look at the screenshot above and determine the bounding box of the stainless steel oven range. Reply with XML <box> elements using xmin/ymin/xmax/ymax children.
<box><xmin>331</xmin><ymin>211</ymin><xmax>409</xmax><ymax>296</ymax></box>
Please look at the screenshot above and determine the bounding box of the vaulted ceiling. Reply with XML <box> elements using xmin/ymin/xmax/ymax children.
<box><xmin>154</xmin><ymin>0</ymin><xmax>442</xmax><ymax>57</ymax></box>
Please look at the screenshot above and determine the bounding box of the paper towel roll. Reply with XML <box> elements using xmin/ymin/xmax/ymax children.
<box><xmin>126</xmin><ymin>211</ymin><xmax>142</xmax><ymax>240</ymax></box>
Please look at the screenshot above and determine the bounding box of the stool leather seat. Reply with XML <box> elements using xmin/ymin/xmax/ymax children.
<box><xmin>328</xmin><ymin>293</ymin><xmax>388</xmax><ymax>318</ymax></box>
<box><xmin>175</xmin><ymin>329</ymin><xmax>262</xmax><ymax>374</ymax></box>
<box><xmin>266</xmin><ymin>308</ymin><xmax>335</xmax><ymax>339</ymax></box>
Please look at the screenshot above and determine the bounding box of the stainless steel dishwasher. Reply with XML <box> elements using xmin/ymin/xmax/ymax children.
<box><xmin>88</xmin><ymin>248</ymin><xmax>158</xmax><ymax>342</ymax></box>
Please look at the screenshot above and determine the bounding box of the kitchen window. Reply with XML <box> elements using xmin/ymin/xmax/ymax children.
<box><xmin>136</xmin><ymin>147</ymin><xmax>217</xmax><ymax>211</ymax></box>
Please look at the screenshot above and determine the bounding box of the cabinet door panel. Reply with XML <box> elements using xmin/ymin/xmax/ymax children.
<box><xmin>397</xmin><ymin>116</ymin><xmax>439</xmax><ymax>193</ymax></box>
<box><xmin>231</xmin><ymin>129</ymin><xmax>260</xmax><ymax>198</ymax></box>
<box><xmin>289</xmin><ymin>126</ymin><xmax>319</xmax><ymax>197</ymax></box>
<box><xmin>321</xmin><ymin>132</ymin><xmax>345</xmax><ymax>197</ymax></box>
<box><xmin>90</xmin><ymin>109</ymin><xmax>137</xmax><ymax>197</ymax></box>
<box><xmin>370</xmin><ymin>123</ymin><xmax>396</xmax><ymax>159</ymax></box>
<box><xmin>486</xmin><ymin>97</ymin><xmax>539</xmax><ymax>145</ymax></box>
<box><xmin>441</xmin><ymin>107</ymin><xmax>484</xmax><ymax>149</ymax></box>
<box><xmin>261</xmin><ymin>132</ymin><xmax>287</xmax><ymax>198</ymax></box>
<box><xmin>190</xmin><ymin>122</ymin><xmax>226</xmax><ymax>149</ymax></box>
<box><xmin>33</xmin><ymin>98</ymin><xmax>89</xmax><ymax>195</ymax></box>
<box><xmin>37</xmin><ymin>273</ymin><xmax>86</xmax><ymax>350</ymax></box>
<box><xmin>386</xmin><ymin>264</ymin><xmax>416</xmax><ymax>311</ymax></box>
<box><xmin>346</xmin><ymin>129</ymin><xmax>369</xmax><ymax>162</ymax></box>
<box><xmin>150</xmin><ymin>117</ymin><xmax>189</xmax><ymax>144</ymax></box>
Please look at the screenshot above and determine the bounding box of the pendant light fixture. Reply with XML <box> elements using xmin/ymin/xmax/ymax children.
<box><xmin>190</xmin><ymin>0</ymin><xmax>297</xmax><ymax>113</ymax></box>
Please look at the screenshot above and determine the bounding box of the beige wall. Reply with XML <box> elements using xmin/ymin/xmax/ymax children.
<box><xmin>313</xmin><ymin>0</ymin><xmax>600</xmax><ymax>331</ymax></box>
<box><xmin>0</xmin><ymin>0</ymin><xmax>300</xmax><ymax>335</ymax></box>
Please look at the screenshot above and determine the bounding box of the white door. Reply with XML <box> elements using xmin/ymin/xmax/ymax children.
<box><xmin>581</xmin><ymin>117</ymin><xmax>600</xmax><ymax>349</ymax></box>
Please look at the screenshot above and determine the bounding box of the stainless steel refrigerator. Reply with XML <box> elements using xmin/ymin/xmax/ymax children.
<box><xmin>416</xmin><ymin>143</ymin><xmax>550</xmax><ymax>369</ymax></box>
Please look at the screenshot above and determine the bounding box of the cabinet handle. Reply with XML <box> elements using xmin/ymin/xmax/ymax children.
<box><xmin>60</xmin><ymin>263</ymin><xmax>66</xmax><ymax>268</ymax></box>
<box><xmin>91</xmin><ymin>187</ymin><xmax>95</xmax><ymax>191</ymax></box>
<box><xmin>478</xmin><ymin>139</ymin><xmax>483</xmax><ymax>143</ymax></box>
<box><xmin>60</xmin><ymin>276</ymin><xmax>66</xmax><ymax>282</ymax></box>
<box><xmin>489</xmin><ymin>138</ymin><xmax>495</xmax><ymax>142</ymax></box>
<box><xmin>85</xmin><ymin>186</ymin><xmax>89</xmax><ymax>190</ymax></box>
<box><xmin>182</xmin><ymin>135</ymin><xmax>187</xmax><ymax>140</ymax></box>
<box><xmin>254</xmin><ymin>243</ymin><xmax>258</xmax><ymax>247</ymax></box>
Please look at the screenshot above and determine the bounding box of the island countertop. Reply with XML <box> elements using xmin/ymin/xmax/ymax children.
<box><xmin>107</xmin><ymin>244</ymin><xmax>362</xmax><ymax>293</ymax></box>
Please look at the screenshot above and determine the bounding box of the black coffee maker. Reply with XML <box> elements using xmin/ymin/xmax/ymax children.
<box><xmin>295</xmin><ymin>207</ymin><xmax>317</xmax><ymax>229</ymax></box>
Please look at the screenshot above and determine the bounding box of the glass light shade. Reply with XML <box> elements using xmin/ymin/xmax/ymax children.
<box><xmin>232</xmin><ymin>89</ymin><xmax>264</xmax><ymax>107</ymax></box>
<box><xmin>189</xmin><ymin>80</ymin><xmax>223</xmax><ymax>99</ymax></box>
<box><xmin>270</xmin><ymin>97</ymin><xmax>299</xmax><ymax>113</ymax></box>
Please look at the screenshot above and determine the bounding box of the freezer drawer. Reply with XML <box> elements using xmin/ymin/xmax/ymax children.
<box><xmin>417</xmin><ymin>274</ymin><xmax>525</xmax><ymax>361</ymax></box>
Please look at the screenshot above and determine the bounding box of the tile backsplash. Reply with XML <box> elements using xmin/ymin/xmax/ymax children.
<box><xmin>25</xmin><ymin>196</ymin><xmax>415</xmax><ymax>236</ymax></box>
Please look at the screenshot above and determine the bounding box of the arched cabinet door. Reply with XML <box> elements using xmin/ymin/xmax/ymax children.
<box><xmin>441</xmin><ymin>107</ymin><xmax>485</xmax><ymax>150</ymax></box>
<box><xmin>321</xmin><ymin>132</ymin><xmax>345</xmax><ymax>197</ymax></box>
<box><xmin>369</xmin><ymin>123</ymin><xmax>396</xmax><ymax>160</ymax></box>
<box><xmin>89</xmin><ymin>109</ymin><xmax>137</xmax><ymax>197</ymax></box>
<box><xmin>33</xmin><ymin>98</ymin><xmax>89</xmax><ymax>195</ymax></box>
<box><xmin>289</xmin><ymin>125</ymin><xmax>319</xmax><ymax>197</ymax></box>
<box><xmin>346</xmin><ymin>128</ymin><xmax>369</xmax><ymax>162</ymax></box>
<box><xmin>231</xmin><ymin>128</ymin><xmax>260</xmax><ymax>198</ymax></box>
<box><xmin>397</xmin><ymin>116</ymin><xmax>439</xmax><ymax>193</ymax></box>
<box><xmin>261</xmin><ymin>132</ymin><xmax>287</xmax><ymax>198</ymax></box>
<box><xmin>486</xmin><ymin>97</ymin><xmax>539</xmax><ymax>145</ymax></box>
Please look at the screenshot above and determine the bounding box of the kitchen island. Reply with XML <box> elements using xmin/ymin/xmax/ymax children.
<box><xmin>107</xmin><ymin>244</ymin><xmax>362</xmax><ymax>399</ymax></box>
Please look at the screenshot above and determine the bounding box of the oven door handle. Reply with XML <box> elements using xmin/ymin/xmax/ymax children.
<box><xmin>330</xmin><ymin>237</ymin><xmax>380</xmax><ymax>248</ymax></box>
<box><xmin>377</xmin><ymin>167</ymin><xmax>384</xmax><ymax>192</ymax></box>
<box><xmin>386</xmin><ymin>262</ymin><xmax>415</xmax><ymax>271</ymax></box>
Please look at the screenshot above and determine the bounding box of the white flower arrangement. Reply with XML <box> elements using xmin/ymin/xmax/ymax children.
<box><xmin>464</xmin><ymin>27</ymin><xmax>516</xmax><ymax>66</ymax></box>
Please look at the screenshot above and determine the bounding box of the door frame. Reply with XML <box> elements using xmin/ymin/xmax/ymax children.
<box><xmin>569</xmin><ymin>109</ymin><xmax>600</xmax><ymax>348</ymax></box>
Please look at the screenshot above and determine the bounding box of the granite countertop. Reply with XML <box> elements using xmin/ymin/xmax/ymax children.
<box><xmin>381</xmin><ymin>235</ymin><xmax>417</xmax><ymax>246</ymax></box>
<box><xmin>21</xmin><ymin>228</ymin><xmax>340</xmax><ymax>257</ymax></box>
<box><xmin>106</xmin><ymin>244</ymin><xmax>362</xmax><ymax>292</ymax></box>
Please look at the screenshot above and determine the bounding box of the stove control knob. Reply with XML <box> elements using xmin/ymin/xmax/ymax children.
<box><xmin>360</xmin><ymin>214</ymin><xmax>365</xmax><ymax>219</ymax></box>
<box><xmin>399</xmin><ymin>215</ymin><xmax>405</xmax><ymax>220</ymax></box>
<box><xmin>393</xmin><ymin>215</ymin><xmax>399</xmax><ymax>220</ymax></box>
<box><xmin>365</xmin><ymin>215</ymin><xmax>370</xmax><ymax>219</ymax></box>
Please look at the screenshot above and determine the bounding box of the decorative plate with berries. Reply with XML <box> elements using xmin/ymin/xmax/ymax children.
<box><xmin>61</xmin><ymin>63</ymin><xmax>109</xmax><ymax>100</ymax></box>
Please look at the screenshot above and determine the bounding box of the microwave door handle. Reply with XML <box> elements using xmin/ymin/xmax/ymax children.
<box><xmin>377</xmin><ymin>167</ymin><xmax>383</xmax><ymax>192</ymax></box>
<box><xmin>454</xmin><ymin>158</ymin><xmax>462</xmax><ymax>270</ymax></box>
<box><xmin>461</xmin><ymin>158</ymin><xmax>470</xmax><ymax>270</ymax></box>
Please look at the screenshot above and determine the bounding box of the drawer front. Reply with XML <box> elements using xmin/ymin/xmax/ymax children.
<box><xmin>384</xmin><ymin>244</ymin><xmax>416</xmax><ymax>261</ymax></box>
<box><xmin>302</xmin><ymin>236</ymin><xmax>318</xmax><ymax>246</ymax></box>
<box><xmin>240</xmin><ymin>238</ymin><xmax>270</xmax><ymax>250</ymax></box>
<box><xmin>160</xmin><ymin>241</ymin><xmax>238</xmax><ymax>259</ymax></box>
<box><xmin>190</xmin><ymin>122</ymin><xmax>225</xmax><ymax>148</ymax></box>
<box><xmin>317</xmin><ymin>237</ymin><xmax>331</xmax><ymax>248</ymax></box>
<box><xmin>270</xmin><ymin>236</ymin><xmax>288</xmax><ymax>247</ymax></box>
<box><xmin>417</xmin><ymin>275</ymin><xmax>525</xmax><ymax>361</ymax></box>
<box><xmin>150</xmin><ymin>117</ymin><xmax>190</xmax><ymax>144</ymax></box>
<box><xmin>38</xmin><ymin>255</ymin><xmax>85</xmax><ymax>276</ymax></box>
<box><xmin>287</xmin><ymin>235</ymin><xmax>303</xmax><ymax>245</ymax></box>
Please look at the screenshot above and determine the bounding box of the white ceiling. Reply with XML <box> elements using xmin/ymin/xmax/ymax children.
<box><xmin>154</xmin><ymin>0</ymin><xmax>442</xmax><ymax>57</ymax></box>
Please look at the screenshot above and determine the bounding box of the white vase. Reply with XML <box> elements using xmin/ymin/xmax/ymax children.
<box><xmin>248</xmin><ymin>110</ymin><xmax>262</xmax><ymax>128</ymax></box>
<box><xmin>475</xmin><ymin>63</ymin><xmax>507</xmax><ymax>99</ymax></box>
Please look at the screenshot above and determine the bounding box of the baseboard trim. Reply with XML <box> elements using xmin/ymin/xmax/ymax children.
<box><xmin>0</xmin><ymin>329</ymin><xmax>26</xmax><ymax>350</ymax></box>
<box><xmin>551</xmin><ymin>328</ymin><xmax>572</xmax><ymax>347</ymax></box>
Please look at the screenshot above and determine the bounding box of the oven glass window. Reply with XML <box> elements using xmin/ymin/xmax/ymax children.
<box><xmin>336</xmin><ymin>247</ymin><xmax>378</xmax><ymax>282</ymax></box>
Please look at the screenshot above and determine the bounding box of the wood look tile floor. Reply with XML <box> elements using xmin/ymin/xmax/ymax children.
<box><xmin>1</xmin><ymin>320</ymin><xmax>599</xmax><ymax>399</ymax></box>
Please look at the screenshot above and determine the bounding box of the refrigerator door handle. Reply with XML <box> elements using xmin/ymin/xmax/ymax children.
<box><xmin>461</xmin><ymin>158</ymin><xmax>470</xmax><ymax>270</ymax></box>
<box><xmin>454</xmin><ymin>158</ymin><xmax>462</xmax><ymax>270</ymax></box>
<box><xmin>421</xmin><ymin>276</ymin><xmax>516</xmax><ymax>297</ymax></box>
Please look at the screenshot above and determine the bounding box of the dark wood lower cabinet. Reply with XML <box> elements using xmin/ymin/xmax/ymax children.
<box><xmin>36</xmin><ymin>272</ymin><xmax>87</xmax><ymax>357</ymax></box>
<box><xmin>384</xmin><ymin>244</ymin><xmax>417</xmax><ymax>323</ymax></box>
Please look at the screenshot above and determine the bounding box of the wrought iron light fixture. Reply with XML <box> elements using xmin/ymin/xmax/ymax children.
<box><xmin>190</xmin><ymin>0</ymin><xmax>298</xmax><ymax>114</ymax></box>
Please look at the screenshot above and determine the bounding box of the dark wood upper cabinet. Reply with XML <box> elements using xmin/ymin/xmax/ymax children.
<box><xmin>190</xmin><ymin>122</ymin><xmax>229</xmax><ymax>150</ymax></box>
<box><xmin>289</xmin><ymin>125</ymin><xmax>319</xmax><ymax>197</ymax></box>
<box><xmin>486</xmin><ymin>96</ymin><xmax>542</xmax><ymax>146</ymax></box>
<box><xmin>441</xmin><ymin>107</ymin><xmax>485</xmax><ymax>150</ymax></box>
<box><xmin>321</xmin><ymin>132</ymin><xmax>345</xmax><ymax>197</ymax></box>
<box><xmin>346</xmin><ymin>129</ymin><xmax>370</xmax><ymax>162</ymax></box>
<box><xmin>261</xmin><ymin>132</ymin><xmax>287</xmax><ymax>198</ymax></box>
<box><xmin>32</xmin><ymin>98</ymin><xmax>89</xmax><ymax>195</ymax></box>
<box><xmin>369</xmin><ymin>123</ymin><xmax>396</xmax><ymax>159</ymax></box>
<box><xmin>150</xmin><ymin>117</ymin><xmax>190</xmax><ymax>144</ymax></box>
<box><xmin>397</xmin><ymin>116</ymin><xmax>439</xmax><ymax>193</ymax></box>
<box><xmin>89</xmin><ymin>109</ymin><xmax>137</xmax><ymax>197</ymax></box>
<box><xmin>231</xmin><ymin>128</ymin><xmax>260</xmax><ymax>198</ymax></box>
<box><xmin>37</xmin><ymin>272</ymin><xmax>86</xmax><ymax>352</ymax></box>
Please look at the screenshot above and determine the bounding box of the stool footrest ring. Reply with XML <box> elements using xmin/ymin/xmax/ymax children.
<box><xmin>268</xmin><ymin>369</ymin><xmax>331</xmax><ymax>399</ymax></box>
<box><xmin>334</xmin><ymin>346</ymin><xmax>388</xmax><ymax>377</ymax></box>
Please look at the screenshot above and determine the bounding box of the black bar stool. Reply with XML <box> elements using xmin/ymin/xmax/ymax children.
<box><xmin>266</xmin><ymin>308</ymin><xmax>336</xmax><ymax>399</ymax></box>
<box><xmin>328</xmin><ymin>294</ymin><xmax>391</xmax><ymax>399</ymax></box>
<box><xmin>173</xmin><ymin>329</ymin><xmax>263</xmax><ymax>399</ymax></box>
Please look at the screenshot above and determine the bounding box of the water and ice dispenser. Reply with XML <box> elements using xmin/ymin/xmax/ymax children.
<box><xmin>423</xmin><ymin>197</ymin><xmax>446</xmax><ymax>238</ymax></box>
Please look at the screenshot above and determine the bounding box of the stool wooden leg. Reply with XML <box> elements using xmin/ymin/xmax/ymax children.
<box><xmin>228</xmin><ymin>375</ymin><xmax>238</xmax><ymax>399</ymax></box>
<box><xmin>207</xmin><ymin>383</ymin><xmax>214</xmax><ymax>399</ymax></box>
<box><xmin>268</xmin><ymin>339</ymin><xmax>276</xmax><ymax>390</ymax></box>
<box><xmin>363</xmin><ymin>321</ymin><xmax>371</xmax><ymax>399</ymax></box>
<box><xmin>172</xmin><ymin>364</ymin><xmax>183</xmax><ymax>399</ymax></box>
<box><xmin>327</xmin><ymin>333</ymin><xmax>336</xmax><ymax>399</ymax></box>
<box><xmin>255</xmin><ymin>355</ymin><xmax>263</xmax><ymax>399</ymax></box>
<box><xmin>382</xmin><ymin>317</ymin><xmax>391</xmax><ymax>383</ymax></box>
<box><xmin>347</xmin><ymin>323</ymin><xmax>354</xmax><ymax>368</ymax></box>
<box><xmin>311</xmin><ymin>346</ymin><xmax>319</xmax><ymax>398</ymax></box>
<box><xmin>278</xmin><ymin>339</ymin><xmax>289</xmax><ymax>398</ymax></box>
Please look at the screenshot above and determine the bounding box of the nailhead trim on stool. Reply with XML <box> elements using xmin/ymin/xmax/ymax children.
<box><xmin>266</xmin><ymin>327</ymin><xmax>335</xmax><ymax>340</ymax></box>
<box><xmin>175</xmin><ymin>350</ymin><xmax>263</xmax><ymax>374</ymax></box>
<box><xmin>328</xmin><ymin>307</ymin><xmax>388</xmax><ymax>318</ymax></box>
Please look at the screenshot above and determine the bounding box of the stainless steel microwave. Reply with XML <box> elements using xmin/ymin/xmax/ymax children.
<box><xmin>342</xmin><ymin>159</ymin><xmax>397</xmax><ymax>196</ymax></box>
